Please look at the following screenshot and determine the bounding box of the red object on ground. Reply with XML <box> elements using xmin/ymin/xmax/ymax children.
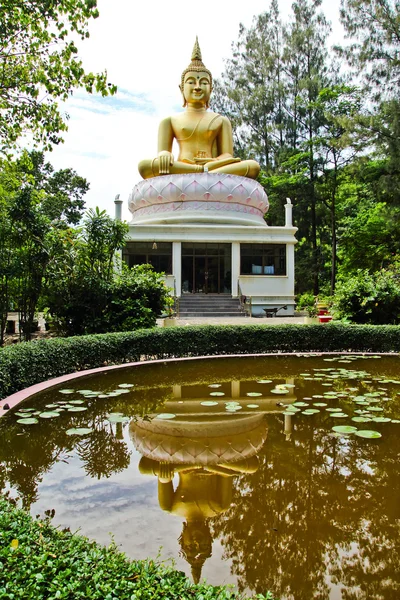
<box><xmin>318</xmin><ymin>315</ymin><xmax>333</xmax><ymax>323</ymax></box>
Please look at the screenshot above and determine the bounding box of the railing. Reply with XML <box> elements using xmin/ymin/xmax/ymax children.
<box><xmin>238</xmin><ymin>282</ymin><xmax>252</xmax><ymax>317</ymax></box>
<box><xmin>173</xmin><ymin>279</ymin><xmax>179</xmax><ymax>317</ymax></box>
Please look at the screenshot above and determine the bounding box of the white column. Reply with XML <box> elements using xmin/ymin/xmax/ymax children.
<box><xmin>231</xmin><ymin>242</ymin><xmax>240</xmax><ymax>297</ymax></box>
<box><xmin>172</xmin><ymin>385</ymin><xmax>181</xmax><ymax>398</ymax></box>
<box><xmin>114</xmin><ymin>194</ymin><xmax>123</xmax><ymax>221</ymax></box>
<box><xmin>287</xmin><ymin>243</ymin><xmax>295</xmax><ymax>296</ymax></box>
<box><xmin>231</xmin><ymin>380</ymin><xmax>240</xmax><ymax>398</ymax></box>
<box><xmin>173</xmin><ymin>242</ymin><xmax>182</xmax><ymax>297</ymax></box>
<box><xmin>285</xmin><ymin>198</ymin><xmax>293</xmax><ymax>227</ymax></box>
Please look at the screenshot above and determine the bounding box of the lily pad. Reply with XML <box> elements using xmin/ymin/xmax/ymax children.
<box><xmin>39</xmin><ymin>412</ymin><xmax>60</xmax><ymax>418</ymax></box>
<box><xmin>313</xmin><ymin>402</ymin><xmax>328</xmax><ymax>407</ymax></box>
<box><xmin>59</xmin><ymin>389</ymin><xmax>74</xmax><ymax>394</ymax></box>
<box><xmin>67</xmin><ymin>407</ymin><xmax>87</xmax><ymax>412</ymax></box>
<box><xmin>247</xmin><ymin>404</ymin><xmax>260</xmax><ymax>408</ymax></box>
<box><xmin>200</xmin><ymin>401</ymin><xmax>219</xmax><ymax>406</ymax></box>
<box><xmin>326</xmin><ymin>408</ymin><xmax>342</xmax><ymax>412</ymax></box>
<box><xmin>302</xmin><ymin>409</ymin><xmax>320</xmax><ymax>414</ymax></box>
<box><xmin>329</xmin><ymin>413</ymin><xmax>348</xmax><ymax>418</ymax></box>
<box><xmin>66</xmin><ymin>428</ymin><xmax>93</xmax><ymax>436</ymax></box>
<box><xmin>247</xmin><ymin>392</ymin><xmax>262</xmax><ymax>397</ymax></box>
<box><xmin>271</xmin><ymin>389</ymin><xmax>290</xmax><ymax>395</ymax></box>
<box><xmin>257</xmin><ymin>379</ymin><xmax>272</xmax><ymax>384</ymax></box>
<box><xmin>16</xmin><ymin>417</ymin><xmax>38</xmax><ymax>425</ymax></box>
<box><xmin>352</xmin><ymin>417</ymin><xmax>372</xmax><ymax>423</ymax></box>
<box><xmin>208</xmin><ymin>384</ymin><xmax>222</xmax><ymax>388</ymax></box>
<box><xmin>68</xmin><ymin>400</ymin><xmax>85</xmax><ymax>405</ymax></box>
<box><xmin>332</xmin><ymin>425</ymin><xmax>358</xmax><ymax>434</ymax></box>
<box><xmin>155</xmin><ymin>413</ymin><xmax>176</xmax><ymax>420</ymax></box>
<box><xmin>210</xmin><ymin>392</ymin><xmax>225</xmax><ymax>397</ymax></box>
<box><xmin>355</xmin><ymin>430</ymin><xmax>382</xmax><ymax>439</ymax></box>
<box><xmin>293</xmin><ymin>402</ymin><xmax>309</xmax><ymax>407</ymax></box>
<box><xmin>45</xmin><ymin>404</ymin><xmax>59</xmax><ymax>409</ymax></box>
<box><xmin>118</xmin><ymin>383</ymin><xmax>134</xmax><ymax>388</ymax></box>
<box><xmin>107</xmin><ymin>414</ymin><xmax>130</xmax><ymax>423</ymax></box>
<box><xmin>372</xmin><ymin>417</ymin><xmax>391</xmax><ymax>423</ymax></box>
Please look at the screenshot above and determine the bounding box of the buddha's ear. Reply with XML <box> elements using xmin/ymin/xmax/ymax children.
<box><xmin>179</xmin><ymin>85</ymin><xmax>187</xmax><ymax>107</ymax></box>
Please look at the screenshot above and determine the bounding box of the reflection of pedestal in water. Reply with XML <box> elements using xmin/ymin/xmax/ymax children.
<box><xmin>129</xmin><ymin>379</ymin><xmax>295</xmax><ymax>582</ymax></box>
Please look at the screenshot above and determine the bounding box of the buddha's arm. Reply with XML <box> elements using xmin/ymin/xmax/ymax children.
<box><xmin>157</xmin><ymin>117</ymin><xmax>175</xmax><ymax>174</ymax></box>
<box><xmin>201</xmin><ymin>116</ymin><xmax>239</xmax><ymax>170</ymax></box>
<box><xmin>158</xmin><ymin>480</ymin><xmax>175</xmax><ymax>512</ymax></box>
<box><xmin>216</xmin><ymin>116</ymin><xmax>234</xmax><ymax>158</ymax></box>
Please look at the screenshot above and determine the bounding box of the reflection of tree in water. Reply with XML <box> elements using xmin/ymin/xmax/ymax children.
<box><xmin>76</xmin><ymin>423</ymin><xmax>131</xmax><ymax>479</ymax></box>
<box><xmin>0</xmin><ymin>404</ymin><xmax>132</xmax><ymax>507</ymax></box>
<box><xmin>0</xmin><ymin>421</ymin><xmax>68</xmax><ymax>508</ymax></box>
<box><xmin>211</xmin><ymin>415</ymin><xmax>400</xmax><ymax>600</ymax></box>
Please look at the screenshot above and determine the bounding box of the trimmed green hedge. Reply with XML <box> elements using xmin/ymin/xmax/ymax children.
<box><xmin>1</xmin><ymin>323</ymin><xmax>400</xmax><ymax>400</ymax></box>
<box><xmin>0</xmin><ymin>497</ymin><xmax>274</xmax><ymax>599</ymax></box>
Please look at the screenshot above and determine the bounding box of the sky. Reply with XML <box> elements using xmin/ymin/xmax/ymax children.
<box><xmin>47</xmin><ymin>0</ymin><xmax>343</xmax><ymax>222</ymax></box>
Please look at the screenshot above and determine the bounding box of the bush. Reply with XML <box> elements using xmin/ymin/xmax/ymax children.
<box><xmin>1</xmin><ymin>323</ymin><xmax>400</xmax><ymax>400</ymax></box>
<box><xmin>106</xmin><ymin>264</ymin><xmax>173</xmax><ymax>331</ymax></box>
<box><xmin>44</xmin><ymin>264</ymin><xmax>172</xmax><ymax>336</ymax></box>
<box><xmin>0</xmin><ymin>496</ymin><xmax>275</xmax><ymax>599</ymax></box>
<box><xmin>333</xmin><ymin>269</ymin><xmax>400</xmax><ymax>324</ymax></box>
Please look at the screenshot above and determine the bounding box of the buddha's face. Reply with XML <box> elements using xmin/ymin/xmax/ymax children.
<box><xmin>182</xmin><ymin>71</ymin><xmax>211</xmax><ymax>107</ymax></box>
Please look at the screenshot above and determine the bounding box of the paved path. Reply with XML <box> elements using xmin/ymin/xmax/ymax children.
<box><xmin>157</xmin><ymin>316</ymin><xmax>307</xmax><ymax>327</ymax></box>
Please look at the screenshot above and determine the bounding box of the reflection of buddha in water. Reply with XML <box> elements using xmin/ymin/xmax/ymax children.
<box><xmin>131</xmin><ymin>413</ymin><xmax>267</xmax><ymax>583</ymax></box>
<box><xmin>138</xmin><ymin>38</ymin><xmax>260</xmax><ymax>180</ymax></box>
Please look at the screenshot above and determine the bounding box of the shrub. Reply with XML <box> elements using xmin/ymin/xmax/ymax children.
<box><xmin>0</xmin><ymin>496</ymin><xmax>275</xmax><ymax>599</ymax></box>
<box><xmin>1</xmin><ymin>324</ymin><xmax>400</xmax><ymax>400</ymax></box>
<box><xmin>333</xmin><ymin>269</ymin><xmax>400</xmax><ymax>324</ymax></box>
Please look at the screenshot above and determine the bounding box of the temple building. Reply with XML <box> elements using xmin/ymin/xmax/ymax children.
<box><xmin>118</xmin><ymin>40</ymin><xmax>297</xmax><ymax>317</ymax></box>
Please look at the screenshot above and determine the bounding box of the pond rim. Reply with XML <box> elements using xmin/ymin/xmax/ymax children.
<box><xmin>1</xmin><ymin>351</ymin><xmax>399</xmax><ymax>418</ymax></box>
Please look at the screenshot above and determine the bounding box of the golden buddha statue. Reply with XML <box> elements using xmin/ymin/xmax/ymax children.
<box><xmin>138</xmin><ymin>38</ymin><xmax>260</xmax><ymax>180</ymax></box>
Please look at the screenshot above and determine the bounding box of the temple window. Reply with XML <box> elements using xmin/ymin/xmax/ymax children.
<box><xmin>240</xmin><ymin>244</ymin><xmax>286</xmax><ymax>276</ymax></box>
<box><xmin>123</xmin><ymin>242</ymin><xmax>172</xmax><ymax>274</ymax></box>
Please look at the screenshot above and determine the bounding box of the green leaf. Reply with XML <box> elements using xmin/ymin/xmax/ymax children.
<box><xmin>66</xmin><ymin>428</ymin><xmax>93</xmax><ymax>436</ymax></box>
<box><xmin>155</xmin><ymin>413</ymin><xmax>176</xmax><ymax>420</ymax></box>
<box><xmin>332</xmin><ymin>425</ymin><xmax>358</xmax><ymax>434</ymax></box>
<box><xmin>39</xmin><ymin>411</ymin><xmax>60</xmax><ymax>418</ymax></box>
<box><xmin>355</xmin><ymin>430</ymin><xmax>382</xmax><ymax>439</ymax></box>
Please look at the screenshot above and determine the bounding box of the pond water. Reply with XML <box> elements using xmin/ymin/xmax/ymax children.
<box><xmin>1</xmin><ymin>354</ymin><xmax>400</xmax><ymax>599</ymax></box>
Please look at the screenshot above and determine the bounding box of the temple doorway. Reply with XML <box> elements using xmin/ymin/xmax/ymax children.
<box><xmin>181</xmin><ymin>243</ymin><xmax>231</xmax><ymax>294</ymax></box>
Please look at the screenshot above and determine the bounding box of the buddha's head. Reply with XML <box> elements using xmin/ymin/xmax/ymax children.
<box><xmin>180</xmin><ymin>37</ymin><xmax>212</xmax><ymax>108</ymax></box>
<box><xmin>179</xmin><ymin>519</ymin><xmax>212</xmax><ymax>584</ymax></box>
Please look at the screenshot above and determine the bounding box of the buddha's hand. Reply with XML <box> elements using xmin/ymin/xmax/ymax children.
<box><xmin>158</xmin><ymin>151</ymin><xmax>174</xmax><ymax>174</ymax></box>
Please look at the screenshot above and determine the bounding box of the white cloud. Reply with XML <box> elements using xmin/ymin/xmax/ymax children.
<box><xmin>47</xmin><ymin>0</ymin><xmax>343</xmax><ymax>222</ymax></box>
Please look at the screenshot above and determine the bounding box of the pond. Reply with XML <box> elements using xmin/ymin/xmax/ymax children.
<box><xmin>1</xmin><ymin>353</ymin><xmax>400</xmax><ymax>599</ymax></box>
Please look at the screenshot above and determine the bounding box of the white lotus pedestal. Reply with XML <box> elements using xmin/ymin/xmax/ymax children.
<box><xmin>128</xmin><ymin>173</ymin><xmax>269</xmax><ymax>226</ymax></box>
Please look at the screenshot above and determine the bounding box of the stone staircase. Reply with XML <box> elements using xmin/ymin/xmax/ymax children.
<box><xmin>177</xmin><ymin>294</ymin><xmax>245</xmax><ymax>318</ymax></box>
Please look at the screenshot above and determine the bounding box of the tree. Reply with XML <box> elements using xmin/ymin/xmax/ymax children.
<box><xmin>43</xmin><ymin>208</ymin><xmax>129</xmax><ymax>336</ymax></box>
<box><xmin>0</xmin><ymin>151</ymin><xmax>89</xmax><ymax>343</ymax></box>
<box><xmin>339</xmin><ymin>0</ymin><xmax>400</xmax><ymax>98</ymax></box>
<box><xmin>0</xmin><ymin>0</ymin><xmax>116</xmax><ymax>150</ymax></box>
<box><xmin>313</xmin><ymin>84</ymin><xmax>363</xmax><ymax>292</ymax></box>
